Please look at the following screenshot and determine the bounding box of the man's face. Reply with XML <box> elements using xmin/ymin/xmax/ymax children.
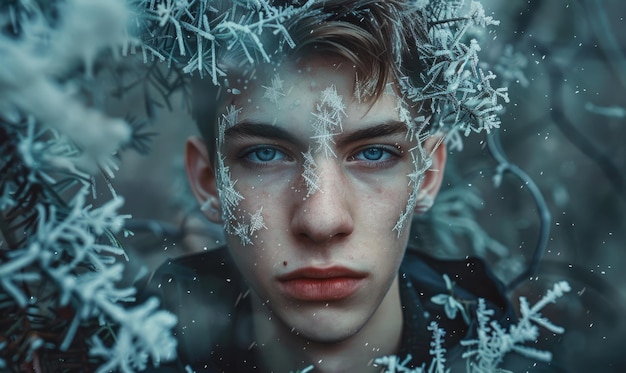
<box><xmin>203</xmin><ymin>57</ymin><xmax>431</xmax><ymax>342</ymax></box>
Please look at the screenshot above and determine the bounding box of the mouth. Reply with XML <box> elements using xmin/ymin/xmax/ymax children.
<box><xmin>277</xmin><ymin>266</ymin><xmax>367</xmax><ymax>302</ymax></box>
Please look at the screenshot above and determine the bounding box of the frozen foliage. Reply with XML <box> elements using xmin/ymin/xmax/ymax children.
<box><xmin>140</xmin><ymin>0</ymin><xmax>316</xmax><ymax>84</ymax></box>
<box><xmin>584</xmin><ymin>102</ymin><xmax>626</xmax><ymax>118</ymax></box>
<box><xmin>1</xmin><ymin>0</ymin><xmax>546</xmax><ymax>371</ymax></box>
<box><xmin>427</xmin><ymin>322</ymin><xmax>449</xmax><ymax>373</ymax></box>
<box><xmin>425</xmin><ymin>186</ymin><xmax>509</xmax><ymax>258</ymax></box>
<box><xmin>374</xmin><ymin>322</ymin><xmax>450</xmax><ymax>373</ymax></box>
<box><xmin>461</xmin><ymin>281</ymin><xmax>571</xmax><ymax>372</ymax></box>
<box><xmin>493</xmin><ymin>44</ymin><xmax>529</xmax><ymax>88</ymax></box>
<box><xmin>0</xmin><ymin>0</ymin><xmax>131</xmax><ymax>173</ymax></box>
<box><xmin>0</xmin><ymin>190</ymin><xmax>177</xmax><ymax>371</ymax></box>
<box><xmin>0</xmin><ymin>0</ymin><xmax>177</xmax><ymax>371</ymax></box>
<box><xmin>430</xmin><ymin>274</ymin><xmax>470</xmax><ymax>324</ymax></box>
<box><xmin>377</xmin><ymin>281</ymin><xmax>571</xmax><ymax>373</ymax></box>
<box><xmin>396</xmin><ymin>0</ymin><xmax>510</xmax><ymax>151</ymax></box>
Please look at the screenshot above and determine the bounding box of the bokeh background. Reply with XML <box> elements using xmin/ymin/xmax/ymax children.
<box><xmin>110</xmin><ymin>1</ymin><xmax>626</xmax><ymax>371</ymax></box>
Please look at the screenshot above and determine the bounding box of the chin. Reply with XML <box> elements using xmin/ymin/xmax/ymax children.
<box><xmin>297</xmin><ymin>327</ymin><xmax>358</xmax><ymax>344</ymax></box>
<box><xmin>286</xmin><ymin>312</ymin><xmax>364</xmax><ymax>344</ymax></box>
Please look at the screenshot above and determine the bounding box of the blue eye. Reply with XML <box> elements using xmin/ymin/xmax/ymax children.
<box><xmin>244</xmin><ymin>146</ymin><xmax>289</xmax><ymax>163</ymax></box>
<box><xmin>353</xmin><ymin>147</ymin><xmax>394</xmax><ymax>162</ymax></box>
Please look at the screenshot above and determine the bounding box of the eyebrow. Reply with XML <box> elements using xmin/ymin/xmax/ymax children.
<box><xmin>224</xmin><ymin>120</ymin><xmax>308</xmax><ymax>149</ymax></box>
<box><xmin>335</xmin><ymin>120</ymin><xmax>408</xmax><ymax>147</ymax></box>
<box><xmin>224</xmin><ymin>119</ymin><xmax>408</xmax><ymax>148</ymax></box>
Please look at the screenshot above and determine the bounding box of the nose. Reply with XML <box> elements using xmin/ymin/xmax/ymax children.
<box><xmin>290</xmin><ymin>158</ymin><xmax>354</xmax><ymax>244</ymax></box>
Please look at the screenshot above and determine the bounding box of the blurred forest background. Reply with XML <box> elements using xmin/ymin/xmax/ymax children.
<box><xmin>106</xmin><ymin>1</ymin><xmax>626</xmax><ymax>372</ymax></box>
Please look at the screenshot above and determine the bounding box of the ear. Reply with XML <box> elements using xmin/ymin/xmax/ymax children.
<box><xmin>185</xmin><ymin>136</ymin><xmax>223</xmax><ymax>223</ymax></box>
<box><xmin>414</xmin><ymin>136</ymin><xmax>447</xmax><ymax>214</ymax></box>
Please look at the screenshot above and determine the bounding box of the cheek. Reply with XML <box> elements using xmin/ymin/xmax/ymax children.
<box><xmin>362</xmin><ymin>178</ymin><xmax>412</xmax><ymax>214</ymax></box>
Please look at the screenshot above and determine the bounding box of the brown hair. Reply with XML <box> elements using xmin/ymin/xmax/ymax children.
<box><xmin>191</xmin><ymin>0</ymin><xmax>427</xmax><ymax>159</ymax></box>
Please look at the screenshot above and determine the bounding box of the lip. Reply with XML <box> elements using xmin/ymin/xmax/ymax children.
<box><xmin>277</xmin><ymin>266</ymin><xmax>367</xmax><ymax>301</ymax></box>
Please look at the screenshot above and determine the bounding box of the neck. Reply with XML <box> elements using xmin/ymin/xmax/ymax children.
<box><xmin>251</xmin><ymin>276</ymin><xmax>403</xmax><ymax>373</ymax></box>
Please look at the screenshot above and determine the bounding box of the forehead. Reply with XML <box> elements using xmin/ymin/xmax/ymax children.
<box><xmin>226</xmin><ymin>57</ymin><xmax>403</xmax><ymax>128</ymax></box>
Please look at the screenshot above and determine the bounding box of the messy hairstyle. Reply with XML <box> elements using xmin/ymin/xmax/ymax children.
<box><xmin>190</xmin><ymin>0</ymin><xmax>428</xmax><ymax>161</ymax></box>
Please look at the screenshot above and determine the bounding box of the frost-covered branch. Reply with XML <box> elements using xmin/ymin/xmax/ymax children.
<box><xmin>461</xmin><ymin>281</ymin><xmax>571</xmax><ymax>372</ymax></box>
<box><xmin>0</xmin><ymin>0</ymin><xmax>177</xmax><ymax>371</ymax></box>
<box><xmin>377</xmin><ymin>281</ymin><xmax>570</xmax><ymax>373</ymax></box>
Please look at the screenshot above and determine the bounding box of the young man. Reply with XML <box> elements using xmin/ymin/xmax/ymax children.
<box><xmin>148</xmin><ymin>1</ymin><xmax>522</xmax><ymax>372</ymax></box>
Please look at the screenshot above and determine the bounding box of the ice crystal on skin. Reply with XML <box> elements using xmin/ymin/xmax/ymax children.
<box><xmin>302</xmin><ymin>148</ymin><xmax>322</xmax><ymax>197</ymax></box>
<box><xmin>215</xmin><ymin>105</ymin><xmax>252</xmax><ymax>245</ymax></box>
<box><xmin>233</xmin><ymin>221</ymin><xmax>253</xmax><ymax>246</ymax></box>
<box><xmin>397</xmin><ymin>101</ymin><xmax>414</xmax><ymax>129</ymax></box>
<box><xmin>393</xmin><ymin>138</ymin><xmax>432</xmax><ymax>237</ymax></box>
<box><xmin>262</xmin><ymin>73</ymin><xmax>286</xmax><ymax>107</ymax></box>
<box><xmin>248</xmin><ymin>207</ymin><xmax>267</xmax><ymax>235</ymax></box>
<box><xmin>221</xmin><ymin>105</ymin><xmax>243</xmax><ymax>133</ymax></box>
<box><xmin>215</xmin><ymin>153</ymin><xmax>244</xmax><ymax>228</ymax></box>
<box><xmin>216</xmin><ymin>106</ymin><xmax>245</xmax><ymax>228</ymax></box>
<box><xmin>311</xmin><ymin>85</ymin><xmax>346</xmax><ymax>158</ymax></box>
<box><xmin>227</xmin><ymin>207</ymin><xmax>266</xmax><ymax>246</ymax></box>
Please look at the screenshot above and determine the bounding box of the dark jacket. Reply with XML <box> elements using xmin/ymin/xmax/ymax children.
<box><xmin>143</xmin><ymin>247</ymin><xmax>560</xmax><ymax>372</ymax></box>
